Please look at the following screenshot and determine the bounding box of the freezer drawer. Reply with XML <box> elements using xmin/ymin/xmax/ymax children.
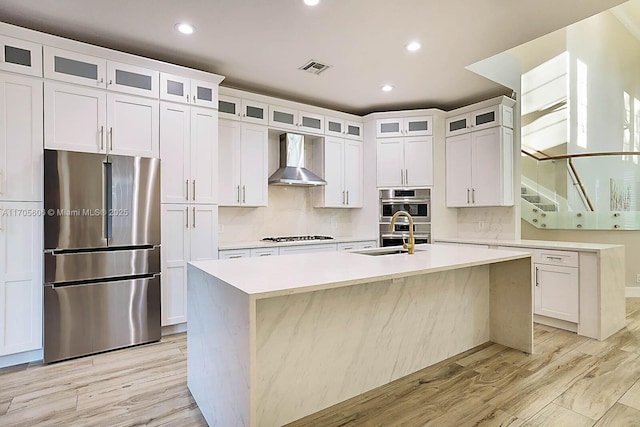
<box><xmin>44</xmin><ymin>275</ymin><xmax>161</xmax><ymax>363</ymax></box>
<box><xmin>44</xmin><ymin>246</ymin><xmax>160</xmax><ymax>284</ymax></box>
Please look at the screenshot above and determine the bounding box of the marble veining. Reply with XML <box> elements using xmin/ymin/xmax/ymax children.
<box><xmin>254</xmin><ymin>267</ymin><xmax>490</xmax><ymax>426</ymax></box>
<box><xmin>456</xmin><ymin>206</ymin><xmax>517</xmax><ymax>240</ymax></box>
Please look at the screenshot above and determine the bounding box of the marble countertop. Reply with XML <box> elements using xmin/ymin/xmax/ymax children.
<box><xmin>189</xmin><ymin>243</ymin><xmax>531</xmax><ymax>299</ymax></box>
<box><xmin>218</xmin><ymin>236</ymin><xmax>378</xmax><ymax>250</ymax></box>
<box><xmin>434</xmin><ymin>238</ymin><xmax>623</xmax><ymax>253</ymax></box>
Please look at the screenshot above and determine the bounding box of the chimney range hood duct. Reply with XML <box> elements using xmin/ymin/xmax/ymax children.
<box><xmin>268</xmin><ymin>133</ymin><xmax>326</xmax><ymax>186</ymax></box>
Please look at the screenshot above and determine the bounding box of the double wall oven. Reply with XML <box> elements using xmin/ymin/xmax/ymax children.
<box><xmin>379</xmin><ymin>188</ymin><xmax>431</xmax><ymax>247</ymax></box>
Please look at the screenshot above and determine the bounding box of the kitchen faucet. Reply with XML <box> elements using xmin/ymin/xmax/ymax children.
<box><xmin>389</xmin><ymin>211</ymin><xmax>415</xmax><ymax>254</ymax></box>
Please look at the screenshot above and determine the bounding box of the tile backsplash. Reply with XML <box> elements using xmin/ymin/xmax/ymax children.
<box><xmin>218</xmin><ymin>185</ymin><xmax>353</xmax><ymax>243</ymax></box>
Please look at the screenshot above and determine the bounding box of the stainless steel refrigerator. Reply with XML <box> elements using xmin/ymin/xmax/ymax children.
<box><xmin>43</xmin><ymin>149</ymin><xmax>161</xmax><ymax>363</ymax></box>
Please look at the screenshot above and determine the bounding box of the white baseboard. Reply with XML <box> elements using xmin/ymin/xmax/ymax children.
<box><xmin>626</xmin><ymin>287</ymin><xmax>640</xmax><ymax>298</ymax></box>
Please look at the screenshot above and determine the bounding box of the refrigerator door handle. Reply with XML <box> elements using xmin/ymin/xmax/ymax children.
<box><xmin>104</xmin><ymin>161</ymin><xmax>113</xmax><ymax>239</ymax></box>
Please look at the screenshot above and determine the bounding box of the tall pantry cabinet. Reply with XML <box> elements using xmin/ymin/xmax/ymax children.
<box><xmin>0</xmin><ymin>36</ymin><xmax>44</xmax><ymax>363</ymax></box>
<box><xmin>159</xmin><ymin>74</ymin><xmax>221</xmax><ymax>327</ymax></box>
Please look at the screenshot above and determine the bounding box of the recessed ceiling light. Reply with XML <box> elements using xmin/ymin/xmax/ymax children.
<box><xmin>175</xmin><ymin>23</ymin><xmax>195</xmax><ymax>35</ymax></box>
<box><xmin>381</xmin><ymin>85</ymin><xmax>394</xmax><ymax>92</ymax></box>
<box><xmin>304</xmin><ymin>0</ymin><xmax>320</xmax><ymax>5</ymax></box>
<box><xmin>406</xmin><ymin>41</ymin><xmax>421</xmax><ymax>52</ymax></box>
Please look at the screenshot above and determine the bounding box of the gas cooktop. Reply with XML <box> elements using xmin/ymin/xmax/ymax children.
<box><xmin>261</xmin><ymin>235</ymin><xmax>334</xmax><ymax>243</ymax></box>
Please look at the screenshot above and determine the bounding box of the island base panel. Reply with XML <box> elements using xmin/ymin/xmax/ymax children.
<box><xmin>255</xmin><ymin>266</ymin><xmax>491</xmax><ymax>426</ymax></box>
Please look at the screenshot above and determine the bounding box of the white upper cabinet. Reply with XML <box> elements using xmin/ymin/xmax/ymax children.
<box><xmin>44</xmin><ymin>81</ymin><xmax>159</xmax><ymax>157</ymax></box>
<box><xmin>325</xmin><ymin>116</ymin><xmax>363</xmax><ymax>141</ymax></box>
<box><xmin>218</xmin><ymin>119</ymin><xmax>268</xmax><ymax>207</ymax></box>
<box><xmin>376</xmin><ymin>136</ymin><xmax>433</xmax><ymax>187</ymax></box>
<box><xmin>218</xmin><ymin>95</ymin><xmax>268</xmax><ymax>125</ymax></box>
<box><xmin>160</xmin><ymin>103</ymin><xmax>218</xmax><ymax>204</ymax></box>
<box><xmin>376</xmin><ymin>116</ymin><xmax>432</xmax><ymax>138</ymax></box>
<box><xmin>0</xmin><ymin>35</ymin><xmax>42</xmax><ymax>77</ymax></box>
<box><xmin>446</xmin><ymin>126</ymin><xmax>514</xmax><ymax>207</ymax></box>
<box><xmin>160</xmin><ymin>73</ymin><xmax>219</xmax><ymax>109</ymax></box>
<box><xmin>106</xmin><ymin>92</ymin><xmax>159</xmax><ymax>157</ymax></box>
<box><xmin>269</xmin><ymin>105</ymin><xmax>324</xmax><ymax>135</ymax></box>
<box><xmin>44</xmin><ymin>46</ymin><xmax>106</xmax><ymax>88</ymax></box>
<box><xmin>313</xmin><ymin>136</ymin><xmax>363</xmax><ymax>208</ymax></box>
<box><xmin>44</xmin><ymin>82</ymin><xmax>107</xmax><ymax>154</ymax></box>
<box><xmin>190</xmin><ymin>107</ymin><xmax>218</xmax><ymax>204</ymax></box>
<box><xmin>106</xmin><ymin>61</ymin><xmax>159</xmax><ymax>98</ymax></box>
<box><xmin>0</xmin><ymin>74</ymin><xmax>43</xmax><ymax>202</ymax></box>
<box><xmin>445</xmin><ymin>104</ymin><xmax>514</xmax><ymax>137</ymax></box>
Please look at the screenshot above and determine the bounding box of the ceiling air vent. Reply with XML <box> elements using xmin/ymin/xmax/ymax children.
<box><xmin>299</xmin><ymin>59</ymin><xmax>331</xmax><ymax>75</ymax></box>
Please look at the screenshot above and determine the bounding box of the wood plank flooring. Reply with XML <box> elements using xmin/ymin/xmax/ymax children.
<box><xmin>1</xmin><ymin>299</ymin><xmax>640</xmax><ymax>426</ymax></box>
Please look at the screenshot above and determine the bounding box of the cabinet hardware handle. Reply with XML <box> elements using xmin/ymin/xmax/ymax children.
<box><xmin>186</xmin><ymin>94</ymin><xmax>189</xmax><ymax>103</ymax></box>
<box><xmin>259</xmin><ymin>253</ymin><xmax>271</xmax><ymax>257</ymax></box>
<box><xmin>347</xmin><ymin>190</ymin><xmax>349</xmax><ymax>205</ymax></box>
<box><xmin>237</xmin><ymin>185</ymin><xmax>240</xmax><ymax>203</ymax></box>
<box><xmin>535</xmin><ymin>267</ymin><xmax>539</xmax><ymax>286</ymax></box>
<box><xmin>193</xmin><ymin>96</ymin><xmax>196</xmax><ymax>104</ymax></box>
<box><xmin>186</xmin><ymin>180</ymin><xmax>189</xmax><ymax>200</ymax></box>
<box><xmin>405</xmin><ymin>169</ymin><xmax>408</xmax><ymax>184</ymax></box>
<box><xmin>242</xmin><ymin>185</ymin><xmax>246</xmax><ymax>203</ymax></box>
<box><xmin>243</xmin><ymin>113</ymin><xmax>246</xmax><ymax>117</ymax></box>
<box><xmin>108</xmin><ymin>79</ymin><xmax>113</xmax><ymax>85</ymax></box>
<box><xmin>192</xmin><ymin>180</ymin><xmax>196</xmax><ymax>201</ymax></box>
<box><xmin>193</xmin><ymin>207</ymin><xmax>196</xmax><ymax>228</ymax></box>
<box><xmin>109</xmin><ymin>127</ymin><xmax>114</xmax><ymax>151</ymax></box>
<box><xmin>472</xmin><ymin>188</ymin><xmax>475</xmax><ymax>203</ymax></box>
<box><xmin>230</xmin><ymin>255</ymin><xmax>242</xmax><ymax>259</ymax></box>
<box><xmin>467</xmin><ymin>188</ymin><xmax>470</xmax><ymax>204</ymax></box>
<box><xmin>401</xmin><ymin>169</ymin><xmax>404</xmax><ymax>185</ymax></box>
<box><xmin>100</xmin><ymin>126</ymin><xmax>104</xmax><ymax>150</ymax></box>
<box><xmin>546</xmin><ymin>256</ymin><xmax>564</xmax><ymax>261</ymax></box>
<box><xmin>99</xmin><ymin>77</ymin><xmax>104</xmax><ymax>83</ymax></box>
<box><xmin>185</xmin><ymin>207</ymin><xmax>189</xmax><ymax>228</ymax></box>
<box><xmin>342</xmin><ymin>190</ymin><xmax>346</xmax><ymax>205</ymax></box>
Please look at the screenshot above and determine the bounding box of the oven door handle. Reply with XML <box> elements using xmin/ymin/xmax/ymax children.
<box><xmin>380</xmin><ymin>199</ymin><xmax>430</xmax><ymax>204</ymax></box>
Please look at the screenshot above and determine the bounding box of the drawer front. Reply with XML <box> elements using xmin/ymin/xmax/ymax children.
<box><xmin>250</xmin><ymin>247</ymin><xmax>279</xmax><ymax>257</ymax></box>
<box><xmin>533</xmin><ymin>249</ymin><xmax>579</xmax><ymax>267</ymax></box>
<box><xmin>218</xmin><ymin>249</ymin><xmax>251</xmax><ymax>259</ymax></box>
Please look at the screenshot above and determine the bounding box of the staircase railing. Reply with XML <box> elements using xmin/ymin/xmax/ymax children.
<box><xmin>520</xmin><ymin>148</ymin><xmax>640</xmax><ymax>230</ymax></box>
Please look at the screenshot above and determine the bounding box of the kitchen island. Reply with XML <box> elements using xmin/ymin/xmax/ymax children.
<box><xmin>187</xmin><ymin>244</ymin><xmax>533</xmax><ymax>427</ymax></box>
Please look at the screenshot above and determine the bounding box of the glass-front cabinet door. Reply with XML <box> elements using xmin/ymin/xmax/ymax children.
<box><xmin>0</xmin><ymin>35</ymin><xmax>42</xmax><ymax>77</ymax></box>
<box><xmin>325</xmin><ymin>116</ymin><xmax>345</xmax><ymax>137</ymax></box>
<box><xmin>106</xmin><ymin>61</ymin><xmax>159</xmax><ymax>99</ymax></box>
<box><xmin>445</xmin><ymin>113</ymin><xmax>471</xmax><ymax>137</ymax></box>
<box><xmin>376</xmin><ymin>118</ymin><xmax>403</xmax><ymax>138</ymax></box>
<box><xmin>240</xmin><ymin>99</ymin><xmax>268</xmax><ymax>125</ymax></box>
<box><xmin>44</xmin><ymin>46</ymin><xmax>106</xmax><ymax>88</ymax></box>
<box><xmin>269</xmin><ymin>105</ymin><xmax>298</xmax><ymax>131</ymax></box>
<box><xmin>298</xmin><ymin>110</ymin><xmax>324</xmax><ymax>135</ymax></box>
<box><xmin>344</xmin><ymin>121</ymin><xmax>363</xmax><ymax>140</ymax></box>
<box><xmin>218</xmin><ymin>95</ymin><xmax>241</xmax><ymax>120</ymax></box>
<box><xmin>404</xmin><ymin>116</ymin><xmax>432</xmax><ymax>136</ymax></box>
<box><xmin>160</xmin><ymin>73</ymin><xmax>190</xmax><ymax>104</ymax></box>
<box><xmin>191</xmin><ymin>79</ymin><xmax>217</xmax><ymax>109</ymax></box>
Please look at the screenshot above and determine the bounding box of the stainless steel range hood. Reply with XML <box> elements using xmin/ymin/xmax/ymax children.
<box><xmin>269</xmin><ymin>133</ymin><xmax>326</xmax><ymax>186</ymax></box>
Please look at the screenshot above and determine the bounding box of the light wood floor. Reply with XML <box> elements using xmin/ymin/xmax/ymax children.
<box><xmin>2</xmin><ymin>299</ymin><xmax>640</xmax><ymax>426</ymax></box>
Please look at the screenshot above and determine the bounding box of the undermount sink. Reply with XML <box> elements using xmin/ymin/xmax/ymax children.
<box><xmin>353</xmin><ymin>247</ymin><xmax>427</xmax><ymax>256</ymax></box>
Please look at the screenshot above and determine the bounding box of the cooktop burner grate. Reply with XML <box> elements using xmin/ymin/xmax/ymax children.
<box><xmin>261</xmin><ymin>235</ymin><xmax>334</xmax><ymax>243</ymax></box>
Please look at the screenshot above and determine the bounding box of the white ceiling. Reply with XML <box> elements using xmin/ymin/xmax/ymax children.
<box><xmin>0</xmin><ymin>0</ymin><xmax>628</xmax><ymax>115</ymax></box>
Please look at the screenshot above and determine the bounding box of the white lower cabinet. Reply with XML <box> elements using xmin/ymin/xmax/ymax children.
<box><xmin>534</xmin><ymin>249</ymin><xmax>579</xmax><ymax>323</ymax></box>
<box><xmin>278</xmin><ymin>244</ymin><xmax>337</xmax><ymax>255</ymax></box>
<box><xmin>0</xmin><ymin>201</ymin><xmax>43</xmax><ymax>356</ymax></box>
<box><xmin>161</xmin><ymin>203</ymin><xmax>218</xmax><ymax>326</ymax></box>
